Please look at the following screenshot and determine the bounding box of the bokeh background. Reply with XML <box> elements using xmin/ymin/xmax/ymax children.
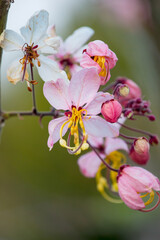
<box><xmin>0</xmin><ymin>0</ymin><xmax>160</xmax><ymax>239</ymax></box>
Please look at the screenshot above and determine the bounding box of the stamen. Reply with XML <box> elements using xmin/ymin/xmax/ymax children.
<box><xmin>96</xmin><ymin>164</ymin><xmax>122</xmax><ymax>204</ymax></box>
<box><xmin>139</xmin><ymin>192</ymin><xmax>160</xmax><ymax>212</ymax></box>
<box><xmin>59</xmin><ymin>107</ymin><xmax>89</xmax><ymax>154</ymax></box>
<box><xmin>141</xmin><ymin>190</ymin><xmax>155</xmax><ymax>206</ymax></box>
<box><xmin>93</xmin><ymin>56</ymin><xmax>108</xmax><ymax>79</ymax></box>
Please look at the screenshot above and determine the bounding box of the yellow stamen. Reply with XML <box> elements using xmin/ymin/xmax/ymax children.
<box><xmin>59</xmin><ymin>107</ymin><xmax>89</xmax><ymax>154</ymax></box>
<box><xmin>141</xmin><ymin>190</ymin><xmax>155</xmax><ymax>206</ymax></box>
<box><xmin>93</xmin><ymin>56</ymin><xmax>107</xmax><ymax>78</ymax></box>
<box><xmin>106</xmin><ymin>151</ymin><xmax>126</xmax><ymax>192</ymax></box>
<box><xmin>96</xmin><ymin>161</ymin><xmax>122</xmax><ymax>204</ymax></box>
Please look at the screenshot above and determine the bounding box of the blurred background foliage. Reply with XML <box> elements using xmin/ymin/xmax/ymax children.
<box><xmin>0</xmin><ymin>0</ymin><xmax>160</xmax><ymax>239</ymax></box>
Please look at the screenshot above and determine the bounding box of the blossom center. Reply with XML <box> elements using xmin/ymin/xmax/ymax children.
<box><xmin>20</xmin><ymin>43</ymin><xmax>40</xmax><ymax>69</ymax></box>
<box><xmin>59</xmin><ymin>106</ymin><xmax>89</xmax><ymax>154</ymax></box>
<box><xmin>93</xmin><ymin>56</ymin><xmax>108</xmax><ymax>78</ymax></box>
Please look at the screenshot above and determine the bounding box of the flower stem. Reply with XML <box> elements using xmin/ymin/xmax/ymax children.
<box><xmin>87</xmin><ymin>141</ymin><xmax>119</xmax><ymax>172</ymax></box>
<box><xmin>118</xmin><ymin>122</ymin><xmax>153</xmax><ymax>136</ymax></box>
<box><xmin>30</xmin><ymin>64</ymin><xmax>37</xmax><ymax>113</ymax></box>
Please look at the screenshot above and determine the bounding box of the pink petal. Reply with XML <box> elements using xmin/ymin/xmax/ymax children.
<box><xmin>87</xmin><ymin>135</ymin><xmax>104</xmax><ymax>148</ymax></box>
<box><xmin>85</xmin><ymin>92</ymin><xmax>113</xmax><ymax>115</ymax></box>
<box><xmin>123</xmin><ymin>167</ymin><xmax>160</xmax><ymax>192</ymax></box>
<box><xmin>43</xmin><ymin>78</ymin><xmax>71</xmax><ymax>110</ymax></box>
<box><xmin>83</xmin><ymin>116</ymin><xmax>119</xmax><ymax>138</ymax></box>
<box><xmin>48</xmin><ymin>116</ymin><xmax>68</xmax><ymax>150</ymax></box>
<box><xmin>80</xmin><ymin>54</ymin><xmax>101</xmax><ymax>73</ymax></box>
<box><xmin>87</xmin><ymin>40</ymin><xmax>109</xmax><ymax>56</ymax></box>
<box><xmin>105</xmin><ymin>137</ymin><xmax>129</xmax><ymax>155</ymax></box>
<box><xmin>118</xmin><ymin>175</ymin><xmax>145</xmax><ymax>210</ymax></box>
<box><xmin>78</xmin><ymin>151</ymin><xmax>101</xmax><ymax>178</ymax></box>
<box><xmin>69</xmin><ymin>68</ymin><xmax>100</xmax><ymax>107</ymax></box>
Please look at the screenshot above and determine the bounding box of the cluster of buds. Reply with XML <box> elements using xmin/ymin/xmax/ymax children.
<box><xmin>0</xmin><ymin>10</ymin><xmax>159</xmax><ymax>213</ymax></box>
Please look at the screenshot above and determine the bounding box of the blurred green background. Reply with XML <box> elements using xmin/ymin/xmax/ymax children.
<box><xmin>0</xmin><ymin>0</ymin><xmax>160</xmax><ymax>239</ymax></box>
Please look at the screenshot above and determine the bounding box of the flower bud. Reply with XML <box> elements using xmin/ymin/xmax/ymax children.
<box><xmin>129</xmin><ymin>137</ymin><xmax>150</xmax><ymax>165</ymax></box>
<box><xmin>149</xmin><ymin>135</ymin><xmax>159</xmax><ymax>145</ymax></box>
<box><xmin>119</xmin><ymin>84</ymin><xmax>130</xmax><ymax>97</ymax></box>
<box><xmin>116</xmin><ymin>77</ymin><xmax>141</xmax><ymax>106</ymax></box>
<box><xmin>101</xmin><ymin>99</ymin><xmax>122</xmax><ymax>123</ymax></box>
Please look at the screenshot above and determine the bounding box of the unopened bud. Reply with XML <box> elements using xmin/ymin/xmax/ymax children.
<box><xmin>148</xmin><ymin>115</ymin><xmax>156</xmax><ymax>121</ymax></box>
<box><xmin>101</xmin><ymin>99</ymin><xmax>122</xmax><ymax>123</ymax></box>
<box><xmin>129</xmin><ymin>137</ymin><xmax>150</xmax><ymax>165</ymax></box>
<box><xmin>119</xmin><ymin>85</ymin><xmax>130</xmax><ymax>97</ymax></box>
<box><xmin>116</xmin><ymin>77</ymin><xmax>141</xmax><ymax>106</ymax></box>
<box><xmin>149</xmin><ymin>135</ymin><xmax>159</xmax><ymax>145</ymax></box>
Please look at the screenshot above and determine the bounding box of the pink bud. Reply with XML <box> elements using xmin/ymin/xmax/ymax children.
<box><xmin>149</xmin><ymin>135</ymin><xmax>159</xmax><ymax>145</ymax></box>
<box><xmin>129</xmin><ymin>137</ymin><xmax>150</xmax><ymax>165</ymax></box>
<box><xmin>101</xmin><ymin>99</ymin><xmax>122</xmax><ymax>123</ymax></box>
<box><xmin>116</xmin><ymin>77</ymin><xmax>141</xmax><ymax>106</ymax></box>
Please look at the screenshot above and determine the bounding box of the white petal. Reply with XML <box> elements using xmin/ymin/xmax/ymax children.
<box><xmin>20</xmin><ymin>10</ymin><xmax>49</xmax><ymax>45</ymax></box>
<box><xmin>43</xmin><ymin>78</ymin><xmax>71</xmax><ymax>110</ymax></box>
<box><xmin>69</xmin><ymin>68</ymin><xmax>100</xmax><ymax>107</ymax></box>
<box><xmin>84</xmin><ymin>116</ymin><xmax>119</xmax><ymax>137</ymax></box>
<box><xmin>0</xmin><ymin>30</ymin><xmax>24</xmax><ymax>51</ymax></box>
<box><xmin>7</xmin><ymin>60</ymin><xmax>29</xmax><ymax>84</ymax></box>
<box><xmin>36</xmin><ymin>55</ymin><xmax>68</xmax><ymax>82</ymax></box>
<box><xmin>105</xmin><ymin>137</ymin><xmax>129</xmax><ymax>155</ymax></box>
<box><xmin>78</xmin><ymin>151</ymin><xmax>101</xmax><ymax>178</ymax></box>
<box><xmin>112</xmin><ymin>115</ymin><xmax>126</xmax><ymax>130</ymax></box>
<box><xmin>38</xmin><ymin>36</ymin><xmax>60</xmax><ymax>54</ymax></box>
<box><xmin>48</xmin><ymin>116</ymin><xmax>69</xmax><ymax>150</ymax></box>
<box><xmin>64</xmin><ymin>27</ymin><xmax>94</xmax><ymax>54</ymax></box>
<box><xmin>85</xmin><ymin>92</ymin><xmax>114</xmax><ymax>115</ymax></box>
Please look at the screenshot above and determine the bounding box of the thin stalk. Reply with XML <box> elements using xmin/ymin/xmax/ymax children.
<box><xmin>118</xmin><ymin>122</ymin><xmax>153</xmax><ymax>136</ymax></box>
<box><xmin>30</xmin><ymin>64</ymin><xmax>37</xmax><ymax>112</ymax></box>
<box><xmin>88</xmin><ymin>141</ymin><xmax>118</xmax><ymax>172</ymax></box>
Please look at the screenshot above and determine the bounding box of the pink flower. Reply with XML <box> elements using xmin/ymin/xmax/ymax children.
<box><xmin>78</xmin><ymin>135</ymin><xmax>128</xmax><ymax>178</ymax></box>
<box><xmin>101</xmin><ymin>99</ymin><xmax>122</xmax><ymax>123</ymax></box>
<box><xmin>43</xmin><ymin>68</ymin><xmax>119</xmax><ymax>154</ymax></box>
<box><xmin>116</xmin><ymin>77</ymin><xmax>141</xmax><ymax>106</ymax></box>
<box><xmin>80</xmin><ymin>40</ymin><xmax>118</xmax><ymax>85</ymax></box>
<box><xmin>49</xmin><ymin>27</ymin><xmax>94</xmax><ymax>79</ymax></box>
<box><xmin>129</xmin><ymin>137</ymin><xmax>150</xmax><ymax>165</ymax></box>
<box><xmin>118</xmin><ymin>165</ymin><xmax>160</xmax><ymax>210</ymax></box>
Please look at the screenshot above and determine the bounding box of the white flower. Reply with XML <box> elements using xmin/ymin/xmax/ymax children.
<box><xmin>49</xmin><ymin>26</ymin><xmax>94</xmax><ymax>79</ymax></box>
<box><xmin>0</xmin><ymin>10</ymin><xmax>67</xmax><ymax>84</ymax></box>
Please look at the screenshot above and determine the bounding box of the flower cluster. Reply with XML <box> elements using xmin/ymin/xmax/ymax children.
<box><xmin>0</xmin><ymin>10</ymin><xmax>159</xmax><ymax>212</ymax></box>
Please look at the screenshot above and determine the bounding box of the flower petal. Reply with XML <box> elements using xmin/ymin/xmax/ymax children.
<box><xmin>80</xmin><ymin>53</ymin><xmax>101</xmax><ymax>73</ymax></box>
<box><xmin>7</xmin><ymin>60</ymin><xmax>29</xmax><ymax>84</ymax></box>
<box><xmin>20</xmin><ymin>10</ymin><xmax>49</xmax><ymax>45</ymax></box>
<box><xmin>87</xmin><ymin>135</ymin><xmax>104</xmax><ymax>148</ymax></box>
<box><xmin>64</xmin><ymin>27</ymin><xmax>94</xmax><ymax>54</ymax></box>
<box><xmin>43</xmin><ymin>78</ymin><xmax>71</xmax><ymax>110</ymax></box>
<box><xmin>36</xmin><ymin>55</ymin><xmax>67</xmax><ymax>82</ymax></box>
<box><xmin>87</xmin><ymin>40</ymin><xmax>109</xmax><ymax>56</ymax></box>
<box><xmin>118</xmin><ymin>175</ymin><xmax>145</xmax><ymax>210</ymax></box>
<box><xmin>85</xmin><ymin>92</ymin><xmax>113</xmax><ymax>115</ymax></box>
<box><xmin>78</xmin><ymin>151</ymin><xmax>101</xmax><ymax>178</ymax></box>
<box><xmin>38</xmin><ymin>36</ymin><xmax>60</xmax><ymax>54</ymax></box>
<box><xmin>69</xmin><ymin>68</ymin><xmax>100</xmax><ymax>107</ymax></box>
<box><xmin>123</xmin><ymin>167</ymin><xmax>160</xmax><ymax>192</ymax></box>
<box><xmin>83</xmin><ymin>116</ymin><xmax>119</xmax><ymax>137</ymax></box>
<box><xmin>48</xmin><ymin>116</ymin><xmax>68</xmax><ymax>150</ymax></box>
<box><xmin>105</xmin><ymin>137</ymin><xmax>129</xmax><ymax>155</ymax></box>
<box><xmin>0</xmin><ymin>30</ymin><xmax>24</xmax><ymax>51</ymax></box>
